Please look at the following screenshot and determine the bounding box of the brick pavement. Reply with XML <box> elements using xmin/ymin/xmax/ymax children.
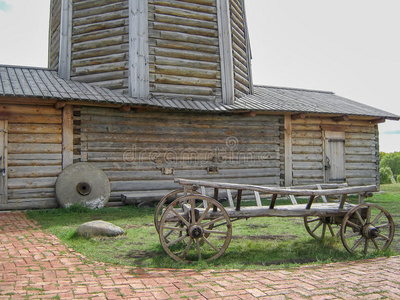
<box><xmin>0</xmin><ymin>211</ymin><xmax>399</xmax><ymax>300</ymax></box>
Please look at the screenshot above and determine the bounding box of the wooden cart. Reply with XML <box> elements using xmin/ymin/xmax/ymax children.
<box><xmin>155</xmin><ymin>179</ymin><xmax>395</xmax><ymax>262</ymax></box>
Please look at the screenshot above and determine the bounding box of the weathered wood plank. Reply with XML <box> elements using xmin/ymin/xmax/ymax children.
<box><xmin>62</xmin><ymin>105</ymin><xmax>74</xmax><ymax>169</ymax></box>
<box><xmin>8</xmin><ymin>124</ymin><xmax>62</xmax><ymax>134</ymax></box>
<box><xmin>8</xmin><ymin>177</ymin><xmax>57</xmax><ymax>189</ymax></box>
<box><xmin>8</xmin><ymin>143</ymin><xmax>62</xmax><ymax>154</ymax></box>
<box><xmin>8</xmin><ymin>166</ymin><xmax>62</xmax><ymax>178</ymax></box>
<box><xmin>8</xmin><ymin>134</ymin><xmax>61</xmax><ymax>144</ymax></box>
<box><xmin>174</xmin><ymin>178</ymin><xmax>377</xmax><ymax>196</ymax></box>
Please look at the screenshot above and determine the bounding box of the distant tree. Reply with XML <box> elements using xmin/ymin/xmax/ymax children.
<box><xmin>380</xmin><ymin>167</ymin><xmax>396</xmax><ymax>184</ymax></box>
<box><xmin>380</xmin><ymin>152</ymin><xmax>400</xmax><ymax>177</ymax></box>
<box><xmin>397</xmin><ymin>175</ymin><xmax>400</xmax><ymax>183</ymax></box>
<box><xmin>379</xmin><ymin>152</ymin><xmax>387</xmax><ymax>160</ymax></box>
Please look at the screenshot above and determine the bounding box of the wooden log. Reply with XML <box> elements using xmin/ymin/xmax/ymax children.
<box><xmin>152</xmin><ymin>22</ymin><xmax>218</xmax><ymax>37</ymax></box>
<box><xmin>149</xmin><ymin>0</ymin><xmax>217</xmax><ymax>14</ymax></box>
<box><xmin>152</xmin><ymin>47</ymin><xmax>219</xmax><ymax>61</ymax></box>
<box><xmin>0</xmin><ymin>105</ymin><xmax>61</xmax><ymax>115</ymax></box>
<box><xmin>8</xmin><ymin>115</ymin><xmax>61</xmax><ymax>124</ymax></box>
<box><xmin>8</xmin><ymin>143</ymin><xmax>62</xmax><ymax>154</ymax></box>
<box><xmin>62</xmin><ymin>105</ymin><xmax>74</xmax><ymax>169</ymax></box>
<box><xmin>8</xmin><ymin>166</ymin><xmax>62</xmax><ymax>178</ymax></box>
<box><xmin>8</xmin><ymin>134</ymin><xmax>62</xmax><ymax>144</ymax></box>
<box><xmin>73</xmin><ymin>1</ymin><xmax>128</xmax><ymax>19</ymax></box>
<box><xmin>8</xmin><ymin>177</ymin><xmax>57</xmax><ymax>189</ymax></box>
<box><xmin>174</xmin><ymin>178</ymin><xmax>377</xmax><ymax>196</ymax></box>
<box><xmin>332</xmin><ymin>115</ymin><xmax>349</xmax><ymax>122</ymax></box>
<box><xmin>0</xmin><ymin>200</ymin><xmax>58</xmax><ymax>210</ymax></box>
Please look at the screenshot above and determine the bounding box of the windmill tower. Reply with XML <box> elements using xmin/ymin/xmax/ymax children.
<box><xmin>48</xmin><ymin>0</ymin><xmax>253</xmax><ymax>104</ymax></box>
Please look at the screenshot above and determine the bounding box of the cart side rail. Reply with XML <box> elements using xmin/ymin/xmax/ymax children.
<box><xmin>174</xmin><ymin>178</ymin><xmax>377</xmax><ymax>197</ymax></box>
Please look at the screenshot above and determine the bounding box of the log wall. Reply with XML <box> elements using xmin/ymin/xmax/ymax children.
<box><xmin>77</xmin><ymin>107</ymin><xmax>284</xmax><ymax>201</ymax></box>
<box><xmin>230</xmin><ymin>0</ymin><xmax>252</xmax><ymax>98</ymax></box>
<box><xmin>49</xmin><ymin>0</ymin><xmax>253</xmax><ymax>100</ymax></box>
<box><xmin>148</xmin><ymin>0</ymin><xmax>222</xmax><ymax>101</ymax></box>
<box><xmin>291</xmin><ymin>117</ymin><xmax>379</xmax><ymax>186</ymax></box>
<box><xmin>69</xmin><ymin>0</ymin><xmax>130</xmax><ymax>93</ymax></box>
<box><xmin>48</xmin><ymin>0</ymin><xmax>62</xmax><ymax>70</ymax></box>
<box><xmin>0</xmin><ymin>104</ymin><xmax>62</xmax><ymax>209</ymax></box>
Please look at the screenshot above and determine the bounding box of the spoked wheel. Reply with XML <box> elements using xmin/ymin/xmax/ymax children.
<box><xmin>304</xmin><ymin>216</ymin><xmax>341</xmax><ymax>239</ymax></box>
<box><xmin>154</xmin><ymin>189</ymin><xmax>199</xmax><ymax>233</ymax></box>
<box><xmin>158</xmin><ymin>195</ymin><xmax>232</xmax><ymax>262</ymax></box>
<box><xmin>340</xmin><ymin>204</ymin><xmax>395</xmax><ymax>255</ymax></box>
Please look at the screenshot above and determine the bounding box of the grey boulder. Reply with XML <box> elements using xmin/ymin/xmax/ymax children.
<box><xmin>77</xmin><ymin>220</ymin><xmax>125</xmax><ymax>238</ymax></box>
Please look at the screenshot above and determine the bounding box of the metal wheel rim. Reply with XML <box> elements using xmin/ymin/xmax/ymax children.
<box><xmin>340</xmin><ymin>203</ymin><xmax>395</xmax><ymax>255</ymax></box>
<box><xmin>158</xmin><ymin>195</ymin><xmax>232</xmax><ymax>262</ymax></box>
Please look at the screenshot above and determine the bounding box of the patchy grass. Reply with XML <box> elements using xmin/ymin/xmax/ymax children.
<box><xmin>26</xmin><ymin>184</ymin><xmax>400</xmax><ymax>270</ymax></box>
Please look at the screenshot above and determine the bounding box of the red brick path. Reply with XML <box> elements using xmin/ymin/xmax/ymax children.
<box><xmin>1</xmin><ymin>211</ymin><xmax>399</xmax><ymax>299</ymax></box>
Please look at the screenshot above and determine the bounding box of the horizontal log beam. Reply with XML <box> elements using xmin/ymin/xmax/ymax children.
<box><xmin>369</xmin><ymin>118</ymin><xmax>385</xmax><ymax>124</ymax></box>
<box><xmin>291</xmin><ymin>113</ymin><xmax>307</xmax><ymax>120</ymax></box>
<box><xmin>332</xmin><ymin>115</ymin><xmax>349</xmax><ymax>122</ymax></box>
<box><xmin>174</xmin><ymin>178</ymin><xmax>377</xmax><ymax>196</ymax></box>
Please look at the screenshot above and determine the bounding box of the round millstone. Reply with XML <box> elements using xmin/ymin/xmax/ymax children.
<box><xmin>55</xmin><ymin>162</ymin><xmax>111</xmax><ymax>209</ymax></box>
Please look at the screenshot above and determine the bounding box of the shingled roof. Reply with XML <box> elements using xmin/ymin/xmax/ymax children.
<box><xmin>0</xmin><ymin>65</ymin><xmax>398</xmax><ymax>120</ymax></box>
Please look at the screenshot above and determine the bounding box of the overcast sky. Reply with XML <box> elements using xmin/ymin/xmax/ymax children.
<box><xmin>0</xmin><ymin>0</ymin><xmax>399</xmax><ymax>152</ymax></box>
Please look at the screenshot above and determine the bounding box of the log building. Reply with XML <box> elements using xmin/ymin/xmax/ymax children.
<box><xmin>0</xmin><ymin>0</ymin><xmax>398</xmax><ymax>209</ymax></box>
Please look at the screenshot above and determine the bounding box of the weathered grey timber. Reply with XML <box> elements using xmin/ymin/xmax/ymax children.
<box><xmin>156</xmin><ymin>179</ymin><xmax>395</xmax><ymax>262</ymax></box>
<box><xmin>0</xmin><ymin>0</ymin><xmax>398</xmax><ymax>210</ymax></box>
<box><xmin>49</xmin><ymin>0</ymin><xmax>253</xmax><ymax>103</ymax></box>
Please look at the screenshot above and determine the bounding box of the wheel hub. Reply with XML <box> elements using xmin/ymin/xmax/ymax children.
<box><xmin>363</xmin><ymin>224</ymin><xmax>379</xmax><ymax>239</ymax></box>
<box><xmin>189</xmin><ymin>225</ymin><xmax>203</xmax><ymax>239</ymax></box>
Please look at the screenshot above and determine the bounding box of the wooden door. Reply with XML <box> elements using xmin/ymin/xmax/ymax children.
<box><xmin>324</xmin><ymin>131</ymin><xmax>345</xmax><ymax>182</ymax></box>
<box><xmin>0</xmin><ymin>120</ymin><xmax>7</xmax><ymax>203</ymax></box>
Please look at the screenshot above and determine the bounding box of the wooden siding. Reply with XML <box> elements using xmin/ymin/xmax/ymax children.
<box><xmin>49</xmin><ymin>0</ymin><xmax>253</xmax><ymax>100</ymax></box>
<box><xmin>1</xmin><ymin>105</ymin><xmax>62</xmax><ymax>209</ymax></box>
<box><xmin>70</xmin><ymin>0</ymin><xmax>130</xmax><ymax>93</ymax></box>
<box><xmin>291</xmin><ymin>118</ymin><xmax>379</xmax><ymax>186</ymax></box>
<box><xmin>229</xmin><ymin>0</ymin><xmax>251</xmax><ymax>98</ymax></box>
<box><xmin>148</xmin><ymin>0</ymin><xmax>223</xmax><ymax>101</ymax></box>
<box><xmin>48</xmin><ymin>0</ymin><xmax>62</xmax><ymax>70</ymax></box>
<box><xmin>78</xmin><ymin>107</ymin><xmax>283</xmax><ymax>201</ymax></box>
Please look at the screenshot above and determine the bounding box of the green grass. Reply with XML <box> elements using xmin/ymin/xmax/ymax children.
<box><xmin>26</xmin><ymin>184</ymin><xmax>400</xmax><ymax>270</ymax></box>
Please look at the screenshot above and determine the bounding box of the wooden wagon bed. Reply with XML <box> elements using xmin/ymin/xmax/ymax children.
<box><xmin>155</xmin><ymin>179</ymin><xmax>395</xmax><ymax>262</ymax></box>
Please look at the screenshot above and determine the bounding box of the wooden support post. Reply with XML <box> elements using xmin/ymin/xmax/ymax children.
<box><xmin>217</xmin><ymin>0</ymin><xmax>234</xmax><ymax>104</ymax></box>
<box><xmin>317</xmin><ymin>184</ymin><xmax>328</xmax><ymax>203</ymax></box>
<box><xmin>254</xmin><ymin>191</ymin><xmax>262</xmax><ymax>207</ymax></box>
<box><xmin>59</xmin><ymin>0</ymin><xmax>72</xmax><ymax>79</ymax></box>
<box><xmin>284</xmin><ymin>114</ymin><xmax>293</xmax><ymax>186</ymax></box>
<box><xmin>226</xmin><ymin>189</ymin><xmax>234</xmax><ymax>208</ymax></box>
<box><xmin>305</xmin><ymin>195</ymin><xmax>315</xmax><ymax>209</ymax></box>
<box><xmin>129</xmin><ymin>0</ymin><xmax>149</xmax><ymax>98</ymax></box>
<box><xmin>62</xmin><ymin>105</ymin><xmax>74</xmax><ymax>169</ymax></box>
<box><xmin>213</xmin><ymin>188</ymin><xmax>219</xmax><ymax>212</ymax></box>
<box><xmin>236</xmin><ymin>189</ymin><xmax>242</xmax><ymax>211</ymax></box>
<box><xmin>200</xmin><ymin>186</ymin><xmax>206</xmax><ymax>196</ymax></box>
<box><xmin>339</xmin><ymin>194</ymin><xmax>347</xmax><ymax>209</ymax></box>
<box><xmin>269</xmin><ymin>194</ymin><xmax>277</xmax><ymax>209</ymax></box>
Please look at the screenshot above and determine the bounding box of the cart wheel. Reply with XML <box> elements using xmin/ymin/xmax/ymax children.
<box><xmin>158</xmin><ymin>195</ymin><xmax>232</xmax><ymax>262</ymax></box>
<box><xmin>340</xmin><ymin>204</ymin><xmax>395</xmax><ymax>255</ymax></box>
<box><xmin>154</xmin><ymin>189</ymin><xmax>200</xmax><ymax>233</ymax></box>
<box><xmin>304</xmin><ymin>216</ymin><xmax>341</xmax><ymax>239</ymax></box>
